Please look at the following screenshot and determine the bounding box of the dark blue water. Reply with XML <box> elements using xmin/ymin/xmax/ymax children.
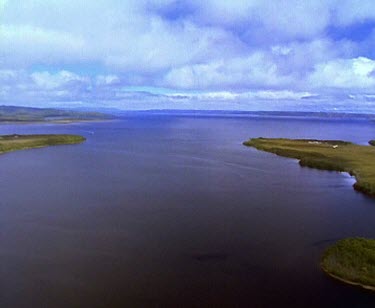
<box><xmin>1</xmin><ymin>115</ymin><xmax>375</xmax><ymax>307</ymax></box>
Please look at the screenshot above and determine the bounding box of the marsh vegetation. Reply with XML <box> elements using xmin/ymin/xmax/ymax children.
<box><xmin>244</xmin><ymin>137</ymin><xmax>375</xmax><ymax>196</ymax></box>
<box><xmin>0</xmin><ymin>134</ymin><xmax>86</xmax><ymax>154</ymax></box>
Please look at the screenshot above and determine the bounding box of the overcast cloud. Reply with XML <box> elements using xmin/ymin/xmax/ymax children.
<box><xmin>1</xmin><ymin>0</ymin><xmax>375</xmax><ymax>111</ymax></box>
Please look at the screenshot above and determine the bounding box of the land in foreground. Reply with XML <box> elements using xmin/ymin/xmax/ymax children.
<box><xmin>243</xmin><ymin>137</ymin><xmax>375</xmax><ymax>197</ymax></box>
<box><xmin>321</xmin><ymin>238</ymin><xmax>375</xmax><ymax>290</ymax></box>
<box><xmin>244</xmin><ymin>137</ymin><xmax>375</xmax><ymax>291</ymax></box>
<box><xmin>0</xmin><ymin>134</ymin><xmax>86</xmax><ymax>154</ymax></box>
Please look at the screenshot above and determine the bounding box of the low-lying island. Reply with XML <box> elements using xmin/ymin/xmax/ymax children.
<box><xmin>0</xmin><ymin>134</ymin><xmax>86</xmax><ymax>154</ymax></box>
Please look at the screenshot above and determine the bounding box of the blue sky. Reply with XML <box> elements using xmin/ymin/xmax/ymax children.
<box><xmin>1</xmin><ymin>0</ymin><xmax>375</xmax><ymax>112</ymax></box>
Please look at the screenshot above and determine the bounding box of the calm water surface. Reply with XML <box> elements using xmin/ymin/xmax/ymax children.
<box><xmin>1</xmin><ymin>115</ymin><xmax>375</xmax><ymax>307</ymax></box>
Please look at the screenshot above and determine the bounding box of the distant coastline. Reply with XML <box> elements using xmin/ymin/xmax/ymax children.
<box><xmin>114</xmin><ymin>109</ymin><xmax>375</xmax><ymax>120</ymax></box>
<box><xmin>0</xmin><ymin>105</ymin><xmax>113</xmax><ymax>124</ymax></box>
<box><xmin>0</xmin><ymin>118</ymin><xmax>115</xmax><ymax>125</ymax></box>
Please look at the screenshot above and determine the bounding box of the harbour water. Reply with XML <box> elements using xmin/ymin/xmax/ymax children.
<box><xmin>1</xmin><ymin>114</ymin><xmax>375</xmax><ymax>307</ymax></box>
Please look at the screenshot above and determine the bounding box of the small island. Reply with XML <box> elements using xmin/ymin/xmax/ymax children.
<box><xmin>321</xmin><ymin>238</ymin><xmax>375</xmax><ymax>290</ymax></box>
<box><xmin>243</xmin><ymin>137</ymin><xmax>375</xmax><ymax>197</ymax></box>
<box><xmin>0</xmin><ymin>134</ymin><xmax>86</xmax><ymax>155</ymax></box>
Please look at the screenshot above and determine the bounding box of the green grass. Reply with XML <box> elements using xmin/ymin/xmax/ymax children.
<box><xmin>321</xmin><ymin>238</ymin><xmax>375</xmax><ymax>289</ymax></box>
<box><xmin>243</xmin><ymin>137</ymin><xmax>375</xmax><ymax>197</ymax></box>
<box><xmin>0</xmin><ymin>134</ymin><xmax>86</xmax><ymax>154</ymax></box>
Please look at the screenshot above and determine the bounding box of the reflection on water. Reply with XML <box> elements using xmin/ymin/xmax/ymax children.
<box><xmin>0</xmin><ymin>115</ymin><xmax>375</xmax><ymax>307</ymax></box>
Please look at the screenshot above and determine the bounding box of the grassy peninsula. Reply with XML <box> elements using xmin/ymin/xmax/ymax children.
<box><xmin>243</xmin><ymin>137</ymin><xmax>375</xmax><ymax>197</ymax></box>
<box><xmin>321</xmin><ymin>238</ymin><xmax>375</xmax><ymax>290</ymax></box>
<box><xmin>0</xmin><ymin>134</ymin><xmax>86</xmax><ymax>154</ymax></box>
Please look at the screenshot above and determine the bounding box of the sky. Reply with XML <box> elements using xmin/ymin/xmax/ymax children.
<box><xmin>1</xmin><ymin>0</ymin><xmax>375</xmax><ymax>112</ymax></box>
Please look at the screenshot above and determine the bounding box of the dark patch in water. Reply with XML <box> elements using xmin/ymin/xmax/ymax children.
<box><xmin>192</xmin><ymin>253</ymin><xmax>229</xmax><ymax>262</ymax></box>
<box><xmin>328</xmin><ymin>184</ymin><xmax>347</xmax><ymax>188</ymax></box>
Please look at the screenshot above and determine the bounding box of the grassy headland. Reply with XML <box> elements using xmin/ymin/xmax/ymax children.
<box><xmin>0</xmin><ymin>134</ymin><xmax>86</xmax><ymax>154</ymax></box>
<box><xmin>321</xmin><ymin>238</ymin><xmax>375</xmax><ymax>290</ymax></box>
<box><xmin>243</xmin><ymin>137</ymin><xmax>375</xmax><ymax>197</ymax></box>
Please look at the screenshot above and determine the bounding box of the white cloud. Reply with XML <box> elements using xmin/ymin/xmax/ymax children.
<box><xmin>162</xmin><ymin>52</ymin><xmax>294</xmax><ymax>90</ymax></box>
<box><xmin>256</xmin><ymin>1</ymin><xmax>330</xmax><ymax>39</ymax></box>
<box><xmin>167</xmin><ymin>90</ymin><xmax>312</xmax><ymax>101</ymax></box>
<box><xmin>96</xmin><ymin>74</ymin><xmax>120</xmax><ymax>86</ymax></box>
<box><xmin>309</xmin><ymin>57</ymin><xmax>375</xmax><ymax>89</ymax></box>
<box><xmin>0</xmin><ymin>0</ymin><xmax>7</xmax><ymax>11</ymax></box>
<box><xmin>334</xmin><ymin>0</ymin><xmax>375</xmax><ymax>26</ymax></box>
<box><xmin>0</xmin><ymin>24</ymin><xmax>86</xmax><ymax>66</ymax></box>
<box><xmin>103</xmin><ymin>19</ymin><xmax>246</xmax><ymax>72</ymax></box>
<box><xmin>31</xmin><ymin>70</ymin><xmax>89</xmax><ymax>89</ymax></box>
<box><xmin>244</xmin><ymin>90</ymin><xmax>312</xmax><ymax>100</ymax></box>
<box><xmin>0</xmin><ymin>69</ymin><xmax>18</xmax><ymax>81</ymax></box>
<box><xmin>192</xmin><ymin>0</ymin><xmax>331</xmax><ymax>41</ymax></box>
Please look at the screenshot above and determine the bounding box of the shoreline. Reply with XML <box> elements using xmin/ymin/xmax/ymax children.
<box><xmin>322</xmin><ymin>267</ymin><xmax>375</xmax><ymax>292</ymax></box>
<box><xmin>243</xmin><ymin>138</ymin><xmax>375</xmax><ymax>198</ymax></box>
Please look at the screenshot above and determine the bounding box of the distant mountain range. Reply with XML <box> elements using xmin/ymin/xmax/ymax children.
<box><xmin>0</xmin><ymin>106</ymin><xmax>113</xmax><ymax>122</ymax></box>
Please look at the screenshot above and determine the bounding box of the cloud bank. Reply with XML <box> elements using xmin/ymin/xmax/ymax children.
<box><xmin>1</xmin><ymin>0</ymin><xmax>375</xmax><ymax>112</ymax></box>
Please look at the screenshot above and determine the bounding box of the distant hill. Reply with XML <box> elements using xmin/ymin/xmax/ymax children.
<box><xmin>112</xmin><ymin>109</ymin><xmax>375</xmax><ymax>120</ymax></box>
<box><xmin>0</xmin><ymin>106</ymin><xmax>113</xmax><ymax>123</ymax></box>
